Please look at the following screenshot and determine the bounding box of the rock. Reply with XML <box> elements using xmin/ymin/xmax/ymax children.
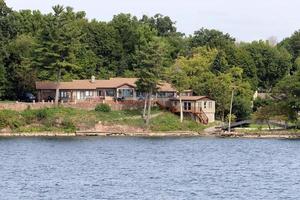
<box><xmin>0</xmin><ymin>126</ymin><xmax>12</xmax><ymax>133</ymax></box>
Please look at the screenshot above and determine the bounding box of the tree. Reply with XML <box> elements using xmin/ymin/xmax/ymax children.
<box><xmin>0</xmin><ymin>64</ymin><xmax>6</xmax><ymax>98</ymax></box>
<box><xmin>168</xmin><ymin>62</ymin><xmax>190</xmax><ymax>122</ymax></box>
<box><xmin>0</xmin><ymin>0</ymin><xmax>17</xmax><ymax>99</ymax></box>
<box><xmin>140</xmin><ymin>14</ymin><xmax>177</xmax><ymax>36</ymax></box>
<box><xmin>242</xmin><ymin>41</ymin><xmax>292</xmax><ymax>89</ymax></box>
<box><xmin>135</xmin><ymin>39</ymin><xmax>164</xmax><ymax>127</ymax></box>
<box><xmin>34</xmin><ymin>5</ymin><xmax>85</xmax><ymax>104</ymax></box>
<box><xmin>274</xmin><ymin>70</ymin><xmax>300</xmax><ymax>122</ymax></box>
<box><xmin>5</xmin><ymin>34</ymin><xmax>36</xmax><ymax>99</ymax></box>
<box><xmin>189</xmin><ymin>28</ymin><xmax>235</xmax><ymax>49</ymax></box>
<box><xmin>279</xmin><ymin>30</ymin><xmax>300</xmax><ymax>74</ymax></box>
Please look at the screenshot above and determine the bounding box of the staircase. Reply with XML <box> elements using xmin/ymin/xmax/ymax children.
<box><xmin>194</xmin><ymin>109</ymin><xmax>209</xmax><ymax>125</ymax></box>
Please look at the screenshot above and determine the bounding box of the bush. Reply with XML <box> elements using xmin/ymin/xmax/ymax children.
<box><xmin>95</xmin><ymin>104</ymin><xmax>111</xmax><ymax>112</ymax></box>
<box><xmin>0</xmin><ymin>110</ymin><xmax>24</xmax><ymax>129</ymax></box>
<box><xmin>61</xmin><ymin>119</ymin><xmax>76</xmax><ymax>132</ymax></box>
<box><xmin>22</xmin><ymin>109</ymin><xmax>48</xmax><ymax>124</ymax></box>
<box><xmin>36</xmin><ymin>109</ymin><xmax>48</xmax><ymax>120</ymax></box>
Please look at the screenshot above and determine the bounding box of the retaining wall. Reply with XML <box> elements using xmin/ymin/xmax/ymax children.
<box><xmin>0</xmin><ymin>100</ymin><xmax>145</xmax><ymax>111</ymax></box>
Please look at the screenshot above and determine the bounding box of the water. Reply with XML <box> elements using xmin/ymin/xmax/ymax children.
<box><xmin>0</xmin><ymin>137</ymin><xmax>300</xmax><ymax>200</ymax></box>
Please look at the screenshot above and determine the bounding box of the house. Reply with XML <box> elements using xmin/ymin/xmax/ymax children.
<box><xmin>36</xmin><ymin>77</ymin><xmax>177</xmax><ymax>102</ymax></box>
<box><xmin>36</xmin><ymin>77</ymin><xmax>215</xmax><ymax>124</ymax></box>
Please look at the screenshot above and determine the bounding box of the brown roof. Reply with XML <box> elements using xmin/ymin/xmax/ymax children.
<box><xmin>170</xmin><ymin>96</ymin><xmax>212</xmax><ymax>101</ymax></box>
<box><xmin>157</xmin><ymin>82</ymin><xmax>177</xmax><ymax>92</ymax></box>
<box><xmin>36</xmin><ymin>78</ymin><xmax>176</xmax><ymax>91</ymax></box>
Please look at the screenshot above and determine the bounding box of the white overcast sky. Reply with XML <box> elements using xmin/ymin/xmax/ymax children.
<box><xmin>5</xmin><ymin>0</ymin><xmax>300</xmax><ymax>42</ymax></box>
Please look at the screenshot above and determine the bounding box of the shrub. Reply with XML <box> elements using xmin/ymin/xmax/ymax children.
<box><xmin>21</xmin><ymin>109</ymin><xmax>48</xmax><ymax>124</ymax></box>
<box><xmin>0</xmin><ymin>110</ymin><xmax>24</xmax><ymax>129</ymax></box>
<box><xmin>36</xmin><ymin>109</ymin><xmax>48</xmax><ymax>120</ymax></box>
<box><xmin>95</xmin><ymin>103</ymin><xmax>111</xmax><ymax>112</ymax></box>
<box><xmin>61</xmin><ymin>119</ymin><xmax>76</xmax><ymax>132</ymax></box>
<box><xmin>21</xmin><ymin>110</ymin><xmax>36</xmax><ymax>124</ymax></box>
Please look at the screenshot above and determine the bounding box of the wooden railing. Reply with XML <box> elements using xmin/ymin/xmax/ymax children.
<box><xmin>195</xmin><ymin>108</ymin><xmax>209</xmax><ymax>124</ymax></box>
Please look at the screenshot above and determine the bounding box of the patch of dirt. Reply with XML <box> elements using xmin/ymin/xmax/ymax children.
<box><xmin>95</xmin><ymin>121</ymin><xmax>145</xmax><ymax>133</ymax></box>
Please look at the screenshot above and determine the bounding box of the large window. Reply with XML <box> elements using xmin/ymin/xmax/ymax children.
<box><xmin>76</xmin><ymin>91</ymin><xmax>94</xmax><ymax>100</ymax></box>
<box><xmin>85</xmin><ymin>91</ymin><xmax>93</xmax><ymax>97</ymax></box>
<box><xmin>118</xmin><ymin>89</ymin><xmax>134</xmax><ymax>98</ymax></box>
<box><xmin>106</xmin><ymin>89</ymin><xmax>116</xmax><ymax>97</ymax></box>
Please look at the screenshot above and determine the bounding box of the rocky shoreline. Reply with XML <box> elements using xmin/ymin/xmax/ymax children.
<box><xmin>0</xmin><ymin>130</ymin><xmax>299</xmax><ymax>138</ymax></box>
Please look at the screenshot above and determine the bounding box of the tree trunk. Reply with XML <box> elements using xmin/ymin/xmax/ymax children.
<box><xmin>222</xmin><ymin>109</ymin><xmax>225</xmax><ymax>122</ymax></box>
<box><xmin>146</xmin><ymin>89</ymin><xmax>152</xmax><ymax>128</ymax></box>
<box><xmin>179</xmin><ymin>94</ymin><xmax>183</xmax><ymax>123</ymax></box>
<box><xmin>143</xmin><ymin>93</ymin><xmax>148</xmax><ymax>120</ymax></box>
<box><xmin>54</xmin><ymin>68</ymin><xmax>61</xmax><ymax>106</ymax></box>
<box><xmin>267</xmin><ymin>120</ymin><xmax>271</xmax><ymax>130</ymax></box>
<box><xmin>228</xmin><ymin>89</ymin><xmax>234</xmax><ymax>133</ymax></box>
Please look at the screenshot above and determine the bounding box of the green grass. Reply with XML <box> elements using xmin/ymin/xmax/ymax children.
<box><xmin>0</xmin><ymin>106</ymin><xmax>206</xmax><ymax>133</ymax></box>
<box><xmin>0</xmin><ymin>100</ymin><xmax>16</xmax><ymax>103</ymax></box>
<box><xmin>150</xmin><ymin>112</ymin><xmax>206</xmax><ymax>132</ymax></box>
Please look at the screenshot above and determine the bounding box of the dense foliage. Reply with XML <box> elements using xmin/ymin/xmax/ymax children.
<box><xmin>0</xmin><ymin>0</ymin><xmax>299</xmax><ymax>123</ymax></box>
<box><xmin>95</xmin><ymin>103</ymin><xmax>111</xmax><ymax>113</ymax></box>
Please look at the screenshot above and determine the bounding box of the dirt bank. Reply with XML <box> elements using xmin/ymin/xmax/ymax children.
<box><xmin>1</xmin><ymin>130</ymin><xmax>299</xmax><ymax>138</ymax></box>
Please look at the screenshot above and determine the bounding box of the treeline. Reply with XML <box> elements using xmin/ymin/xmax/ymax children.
<box><xmin>0</xmin><ymin>0</ymin><xmax>299</xmax><ymax>123</ymax></box>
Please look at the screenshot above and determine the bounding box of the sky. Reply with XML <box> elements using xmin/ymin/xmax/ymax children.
<box><xmin>5</xmin><ymin>0</ymin><xmax>300</xmax><ymax>42</ymax></box>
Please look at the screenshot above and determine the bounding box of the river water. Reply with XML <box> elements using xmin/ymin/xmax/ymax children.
<box><xmin>0</xmin><ymin>137</ymin><xmax>299</xmax><ymax>200</ymax></box>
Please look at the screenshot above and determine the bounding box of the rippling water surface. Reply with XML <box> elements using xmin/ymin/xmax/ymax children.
<box><xmin>0</xmin><ymin>137</ymin><xmax>300</xmax><ymax>200</ymax></box>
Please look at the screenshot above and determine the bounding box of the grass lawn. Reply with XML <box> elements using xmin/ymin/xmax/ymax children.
<box><xmin>150</xmin><ymin>112</ymin><xmax>206</xmax><ymax>132</ymax></box>
<box><xmin>0</xmin><ymin>106</ymin><xmax>205</xmax><ymax>133</ymax></box>
<box><xmin>0</xmin><ymin>100</ymin><xmax>16</xmax><ymax>103</ymax></box>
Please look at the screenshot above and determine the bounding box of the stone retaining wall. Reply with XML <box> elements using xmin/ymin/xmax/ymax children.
<box><xmin>0</xmin><ymin>100</ymin><xmax>145</xmax><ymax>111</ymax></box>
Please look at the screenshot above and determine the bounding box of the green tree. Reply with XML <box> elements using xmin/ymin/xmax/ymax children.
<box><xmin>279</xmin><ymin>30</ymin><xmax>300</xmax><ymax>73</ymax></box>
<box><xmin>135</xmin><ymin>39</ymin><xmax>164</xmax><ymax>127</ymax></box>
<box><xmin>189</xmin><ymin>28</ymin><xmax>235</xmax><ymax>49</ymax></box>
<box><xmin>243</xmin><ymin>41</ymin><xmax>292</xmax><ymax>89</ymax></box>
<box><xmin>5</xmin><ymin>34</ymin><xmax>36</xmax><ymax>99</ymax></box>
<box><xmin>0</xmin><ymin>0</ymin><xmax>17</xmax><ymax>99</ymax></box>
<box><xmin>168</xmin><ymin>61</ymin><xmax>190</xmax><ymax>122</ymax></box>
<box><xmin>140</xmin><ymin>14</ymin><xmax>177</xmax><ymax>36</ymax></box>
<box><xmin>274</xmin><ymin>70</ymin><xmax>300</xmax><ymax>122</ymax></box>
<box><xmin>0</xmin><ymin>64</ymin><xmax>6</xmax><ymax>98</ymax></box>
<box><xmin>34</xmin><ymin>5</ymin><xmax>85</xmax><ymax>104</ymax></box>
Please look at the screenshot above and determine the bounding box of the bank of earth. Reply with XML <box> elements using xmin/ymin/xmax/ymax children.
<box><xmin>1</xmin><ymin>107</ymin><xmax>299</xmax><ymax>138</ymax></box>
<box><xmin>0</xmin><ymin>107</ymin><xmax>211</xmax><ymax>136</ymax></box>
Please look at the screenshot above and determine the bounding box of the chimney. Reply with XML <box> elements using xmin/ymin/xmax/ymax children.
<box><xmin>91</xmin><ymin>75</ymin><xmax>96</xmax><ymax>83</ymax></box>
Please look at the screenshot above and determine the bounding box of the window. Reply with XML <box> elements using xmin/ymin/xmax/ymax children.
<box><xmin>184</xmin><ymin>102</ymin><xmax>192</xmax><ymax>110</ymax></box>
<box><xmin>106</xmin><ymin>89</ymin><xmax>116</xmax><ymax>97</ymax></box>
<box><xmin>80</xmin><ymin>91</ymin><xmax>85</xmax><ymax>99</ymax></box>
<box><xmin>198</xmin><ymin>102</ymin><xmax>202</xmax><ymax>108</ymax></box>
<box><xmin>209</xmin><ymin>102</ymin><xmax>212</xmax><ymax>109</ymax></box>
<box><xmin>118</xmin><ymin>89</ymin><xmax>134</xmax><ymax>97</ymax></box>
<box><xmin>85</xmin><ymin>91</ymin><xmax>93</xmax><ymax>97</ymax></box>
<box><xmin>157</xmin><ymin>92</ymin><xmax>175</xmax><ymax>98</ymax></box>
<box><xmin>204</xmin><ymin>101</ymin><xmax>207</xmax><ymax>109</ymax></box>
<box><xmin>60</xmin><ymin>91</ymin><xmax>68</xmax><ymax>98</ymax></box>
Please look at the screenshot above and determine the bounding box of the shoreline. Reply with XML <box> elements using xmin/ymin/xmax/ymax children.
<box><xmin>0</xmin><ymin>130</ymin><xmax>299</xmax><ymax>139</ymax></box>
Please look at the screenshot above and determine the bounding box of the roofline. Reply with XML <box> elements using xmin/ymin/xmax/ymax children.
<box><xmin>170</xmin><ymin>96</ymin><xmax>213</xmax><ymax>101</ymax></box>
